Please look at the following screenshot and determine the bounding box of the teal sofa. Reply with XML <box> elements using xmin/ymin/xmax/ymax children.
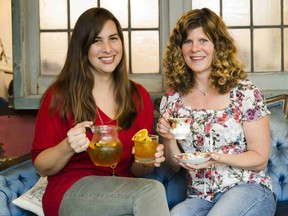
<box><xmin>0</xmin><ymin>94</ymin><xmax>287</xmax><ymax>216</ymax></box>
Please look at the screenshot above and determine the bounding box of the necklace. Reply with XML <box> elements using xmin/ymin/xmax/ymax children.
<box><xmin>198</xmin><ymin>88</ymin><xmax>208</xmax><ymax>96</ymax></box>
<box><xmin>97</xmin><ymin>108</ymin><xmax>104</xmax><ymax>125</ymax></box>
<box><xmin>195</xmin><ymin>84</ymin><xmax>209</xmax><ymax>96</ymax></box>
<box><xmin>97</xmin><ymin>107</ymin><xmax>118</xmax><ymax>176</ymax></box>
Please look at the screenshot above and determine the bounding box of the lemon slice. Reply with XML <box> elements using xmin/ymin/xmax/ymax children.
<box><xmin>89</xmin><ymin>142</ymin><xmax>96</xmax><ymax>150</ymax></box>
<box><xmin>132</xmin><ymin>129</ymin><xmax>148</xmax><ymax>141</ymax></box>
<box><xmin>143</xmin><ymin>136</ymin><xmax>152</xmax><ymax>142</ymax></box>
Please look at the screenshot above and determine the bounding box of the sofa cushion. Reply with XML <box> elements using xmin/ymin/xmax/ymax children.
<box><xmin>0</xmin><ymin>158</ymin><xmax>40</xmax><ymax>216</ymax></box>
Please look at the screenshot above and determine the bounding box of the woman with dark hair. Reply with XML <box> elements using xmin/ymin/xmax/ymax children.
<box><xmin>157</xmin><ymin>8</ymin><xmax>276</xmax><ymax>216</ymax></box>
<box><xmin>32</xmin><ymin>8</ymin><xmax>169</xmax><ymax>216</ymax></box>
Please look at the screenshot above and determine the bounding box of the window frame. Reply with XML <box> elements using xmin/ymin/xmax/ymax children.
<box><xmin>12</xmin><ymin>0</ymin><xmax>288</xmax><ymax>109</ymax></box>
<box><xmin>12</xmin><ymin>0</ymin><xmax>173</xmax><ymax>109</ymax></box>
<box><xmin>189</xmin><ymin>0</ymin><xmax>288</xmax><ymax>96</ymax></box>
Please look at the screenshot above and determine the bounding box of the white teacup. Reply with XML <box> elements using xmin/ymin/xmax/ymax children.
<box><xmin>168</xmin><ymin>117</ymin><xmax>192</xmax><ymax>140</ymax></box>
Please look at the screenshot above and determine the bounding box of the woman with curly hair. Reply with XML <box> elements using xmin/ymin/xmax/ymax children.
<box><xmin>157</xmin><ymin>8</ymin><xmax>276</xmax><ymax>216</ymax></box>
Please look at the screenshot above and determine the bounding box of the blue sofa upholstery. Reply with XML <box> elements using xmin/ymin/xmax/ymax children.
<box><xmin>0</xmin><ymin>94</ymin><xmax>287</xmax><ymax>216</ymax></box>
<box><xmin>0</xmin><ymin>155</ymin><xmax>39</xmax><ymax>216</ymax></box>
<box><xmin>265</xmin><ymin>94</ymin><xmax>288</xmax><ymax>216</ymax></box>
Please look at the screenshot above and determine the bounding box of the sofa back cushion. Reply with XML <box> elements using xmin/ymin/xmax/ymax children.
<box><xmin>266</xmin><ymin>95</ymin><xmax>288</xmax><ymax>202</ymax></box>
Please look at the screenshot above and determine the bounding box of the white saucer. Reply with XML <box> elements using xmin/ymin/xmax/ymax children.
<box><xmin>174</xmin><ymin>152</ymin><xmax>211</xmax><ymax>164</ymax></box>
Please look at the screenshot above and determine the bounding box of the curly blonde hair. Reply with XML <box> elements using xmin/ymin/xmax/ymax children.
<box><xmin>163</xmin><ymin>8</ymin><xmax>247</xmax><ymax>95</ymax></box>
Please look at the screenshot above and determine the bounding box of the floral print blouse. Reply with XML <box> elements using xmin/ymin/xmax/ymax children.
<box><xmin>159</xmin><ymin>79</ymin><xmax>272</xmax><ymax>202</ymax></box>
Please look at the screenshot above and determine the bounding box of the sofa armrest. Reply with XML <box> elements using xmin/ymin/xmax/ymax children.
<box><xmin>266</xmin><ymin>94</ymin><xmax>288</xmax><ymax>119</ymax></box>
<box><xmin>0</xmin><ymin>153</ymin><xmax>32</xmax><ymax>172</ymax></box>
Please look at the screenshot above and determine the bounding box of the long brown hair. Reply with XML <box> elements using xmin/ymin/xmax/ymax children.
<box><xmin>163</xmin><ymin>8</ymin><xmax>247</xmax><ymax>95</ymax></box>
<box><xmin>45</xmin><ymin>7</ymin><xmax>140</xmax><ymax>129</ymax></box>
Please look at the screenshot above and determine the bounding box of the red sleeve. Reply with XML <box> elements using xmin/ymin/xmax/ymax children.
<box><xmin>31</xmin><ymin>90</ymin><xmax>74</xmax><ymax>163</ymax></box>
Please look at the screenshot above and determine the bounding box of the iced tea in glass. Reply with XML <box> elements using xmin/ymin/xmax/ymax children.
<box><xmin>134</xmin><ymin>135</ymin><xmax>158</xmax><ymax>164</ymax></box>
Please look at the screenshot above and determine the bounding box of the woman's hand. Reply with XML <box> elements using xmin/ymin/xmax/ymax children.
<box><xmin>35</xmin><ymin>120</ymin><xmax>93</xmax><ymax>176</ymax></box>
<box><xmin>130</xmin><ymin>144</ymin><xmax>165</xmax><ymax>176</ymax></box>
<box><xmin>67</xmin><ymin>121</ymin><xmax>93</xmax><ymax>153</ymax></box>
<box><xmin>156</xmin><ymin>113</ymin><xmax>174</xmax><ymax>140</ymax></box>
<box><xmin>179</xmin><ymin>160</ymin><xmax>214</xmax><ymax>172</ymax></box>
<box><xmin>131</xmin><ymin>144</ymin><xmax>165</xmax><ymax>167</ymax></box>
<box><xmin>178</xmin><ymin>152</ymin><xmax>221</xmax><ymax>172</ymax></box>
<box><xmin>153</xmin><ymin>144</ymin><xmax>165</xmax><ymax>167</ymax></box>
<box><xmin>156</xmin><ymin>112</ymin><xmax>183</xmax><ymax>172</ymax></box>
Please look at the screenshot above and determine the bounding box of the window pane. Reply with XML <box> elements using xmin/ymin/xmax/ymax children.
<box><xmin>285</xmin><ymin>0</ymin><xmax>288</xmax><ymax>24</ymax></box>
<box><xmin>285</xmin><ymin>29</ymin><xmax>288</xmax><ymax>71</ymax></box>
<box><xmin>70</xmin><ymin>0</ymin><xmax>97</xmax><ymax>28</ymax></box>
<box><xmin>101</xmin><ymin>0</ymin><xmax>128</xmax><ymax>28</ymax></box>
<box><xmin>254</xmin><ymin>29</ymin><xmax>281</xmax><ymax>72</ymax></box>
<box><xmin>223</xmin><ymin>0</ymin><xmax>250</xmax><ymax>26</ymax></box>
<box><xmin>131</xmin><ymin>0</ymin><xmax>158</xmax><ymax>28</ymax></box>
<box><xmin>253</xmin><ymin>0</ymin><xmax>281</xmax><ymax>25</ymax></box>
<box><xmin>229</xmin><ymin>29</ymin><xmax>251</xmax><ymax>71</ymax></box>
<box><xmin>0</xmin><ymin>0</ymin><xmax>12</xmax><ymax>67</ymax></box>
<box><xmin>40</xmin><ymin>33</ymin><xmax>67</xmax><ymax>75</ymax></box>
<box><xmin>191</xmin><ymin>0</ymin><xmax>220</xmax><ymax>15</ymax></box>
<box><xmin>131</xmin><ymin>31</ymin><xmax>159</xmax><ymax>73</ymax></box>
<box><xmin>123</xmin><ymin>31</ymin><xmax>130</xmax><ymax>71</ymax></box>
<box><xmin>40</xmin><ymin>0</ymin><xmax>67</xmax><ymax>29</ymax></box>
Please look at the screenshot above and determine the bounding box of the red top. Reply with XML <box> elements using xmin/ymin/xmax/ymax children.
<box><xmin>31</xmin><ymin>82</ymin><xmax>154</xmax><ymax>216</ymax></box>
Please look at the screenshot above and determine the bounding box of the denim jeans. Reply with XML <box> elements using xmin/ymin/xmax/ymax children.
<box><xmin>170</xmin><ymin>183</ymin><xmax>276</xmax><ymax>216</ymax></box>
<box><xmin>144</xmin><ymin>162</ymin><xmax>187</xmax><ymax>209</ymax></box>
<box><xmin>59</xmin><ymin>176</ymin><xmax>170</xmax><ymax>216</ymax></box>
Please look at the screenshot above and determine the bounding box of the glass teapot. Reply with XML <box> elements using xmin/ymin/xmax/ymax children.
<box><xmin>86</xmin><ymin>125</ymin><xmax>123</xmax><ymax>167</ymax></box>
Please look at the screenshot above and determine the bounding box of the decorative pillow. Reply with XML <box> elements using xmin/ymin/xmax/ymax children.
<box><xmin>12</xmin><ymin>177</ymin><xmax>47</xmax><ymax>216</ymax></box>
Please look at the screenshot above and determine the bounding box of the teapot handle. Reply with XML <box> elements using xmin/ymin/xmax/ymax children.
<box><xmin>85</xmin><ymin>126</ymin><xmax>95</xmax><ymax>133</ymax></box>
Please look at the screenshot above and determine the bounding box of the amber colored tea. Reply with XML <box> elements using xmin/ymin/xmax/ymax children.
<box><xmin>87</xmin><ymin>141</ymin><xmax>123</xmax><ymax>167</ymax></box>
<box><xmin>134</xmin><ymin>135</ymin><xmax>158</xmax><ymax>164</ymax></box>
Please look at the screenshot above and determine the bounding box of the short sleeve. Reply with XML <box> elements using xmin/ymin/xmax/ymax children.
<box><xmin>159</xmin><ymin>95</ymin><xmax>168</xmax><ymax>116</ymax></box>
<box><xmin>159</xmin><ymin>90</ymin><xmax>180</xmax><ymax>116</ymax></box>
<box><xmin>238</xmin><ymin>80</ymin><xmax>270</xmax><ymax>122</ymax></box>
<box><xmin>31</xmin><ymin>89</ymin><xmax>72</xmax><ymax>162</ymax></box>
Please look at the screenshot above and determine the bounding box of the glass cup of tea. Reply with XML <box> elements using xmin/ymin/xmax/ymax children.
<box><xmin>86</xmin><ymin>125</ymin><xmax>123</xmax><ymax>167</ymax></box>
<box><xmin>134</xmin><ymin>135</ymin><xmax>159</xmax><ymax>164</ymax></box>
<box><xmin>168</xmin><ymin>117</ymin><xmax>192</xmax><ymax>140</ymax></box>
